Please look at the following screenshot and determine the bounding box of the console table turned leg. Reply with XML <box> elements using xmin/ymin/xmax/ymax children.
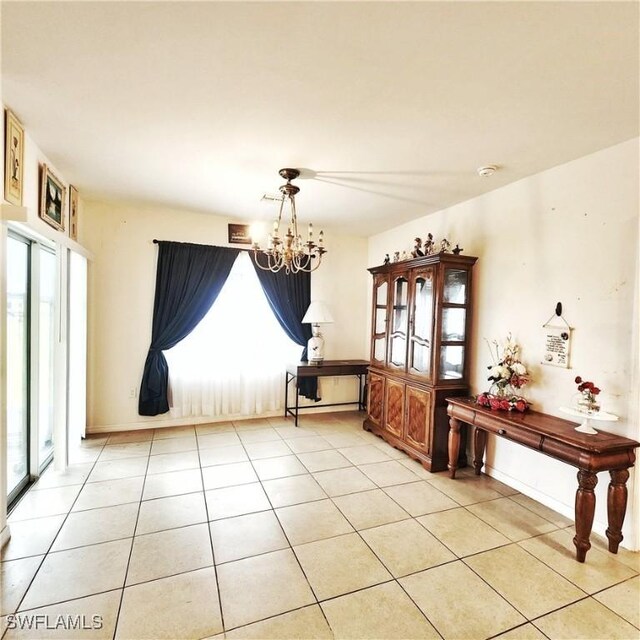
<box><xmin>473</xmin><ymin>427</ymin><xmax>487</xmax><ymax>476</ymax></box>
<box><xmin>573</xmin><ymin>469</ymin><xmax>598</xmax><ymax>563</ymax></box>
<box><xmin>606</xmin><ymin>468</ymin><xmax>630</xmax><ymax>554</ymax></box>
<box><xmin>448</xmin><ymin>417</ymin><xmax>461</xmax><ymax>479</ymax></box>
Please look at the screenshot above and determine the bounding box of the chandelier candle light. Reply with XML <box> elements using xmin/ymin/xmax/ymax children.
<box><xmin>252</xmin><ymin>168</ymin><xmax>326</xmax><ymax>274</ymax></box>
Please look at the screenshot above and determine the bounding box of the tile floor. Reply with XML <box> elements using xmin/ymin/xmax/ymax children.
<box><xmin>1</xmin><ymin>411</ymin><xmax>639</xmax><ymax>640</ymax></box>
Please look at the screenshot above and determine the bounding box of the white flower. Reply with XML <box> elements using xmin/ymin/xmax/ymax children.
<box><xmin>498</xmin><ymin>365</ymin><xmax>511</xmax><ymax>379</ymax></box>
<box><xmin>512</xmin><ymin>362</ymin><xmax>527</xmax><ymax>375</ymax></box>
<box><xmin>489</xmin><ymin>365</ymin><xmax>502</xmax><ymax>378</ymax></box>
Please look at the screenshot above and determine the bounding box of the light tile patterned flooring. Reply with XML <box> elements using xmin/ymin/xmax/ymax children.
<box><xmin>1</xmin><ymin>411</ymin><xmax>639</xmax><ymax>640</ymax></box>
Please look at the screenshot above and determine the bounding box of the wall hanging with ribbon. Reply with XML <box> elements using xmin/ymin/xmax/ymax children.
<box><xmin>542</xmin><ymin>302</ymin><xmax>572</xmax><ymax>368</ymax></box>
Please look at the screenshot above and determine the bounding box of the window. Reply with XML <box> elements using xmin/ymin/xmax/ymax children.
<box><xmin>164</xmin><ymin>252</ymin><xmax>302</xmax><ymax>417</ymax></box>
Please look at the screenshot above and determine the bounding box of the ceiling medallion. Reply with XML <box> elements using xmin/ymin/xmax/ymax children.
<box><xmin>252</xmin><ymin>168</ymin><xmax>326</xmax><ymax>274</ymax></box>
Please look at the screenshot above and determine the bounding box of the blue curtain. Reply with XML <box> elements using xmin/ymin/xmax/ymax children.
<box><xmin>138</xmin><ymin>241</ymin><xmax>240</xmax><ymax>416</ymax></box>
<box><xmin>252</xmin><ymin>264</ymin><xmax>319</xmax><ymax>400</ymax></box>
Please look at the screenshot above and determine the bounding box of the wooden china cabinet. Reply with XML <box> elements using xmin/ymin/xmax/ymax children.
<box><xmin>363</xmin><ymin>253</ymin><xmax>477</xmax><ymax>472</ymax></box>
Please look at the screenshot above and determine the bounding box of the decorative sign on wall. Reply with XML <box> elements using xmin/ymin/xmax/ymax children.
<box><xmin>228</xmin><ymin>223</ymin><xmax>252</xmax><ymax>245</ymax></box>
<box><xmin>541</xmin><ymin>302</ymin><xmax>572</xmax><ymax>368</ymax></box>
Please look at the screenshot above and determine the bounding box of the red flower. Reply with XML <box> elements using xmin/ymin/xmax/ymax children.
<box><xmin>575</xmin><ymin>376</ymin><xmax>582</xmax><ymax>384</ymax></box>
<box><xmin>489</xmin><ymin>398</ymin><xmax>501</xmax><ymax>410</ymax></box>
<box><xmin>477</xmin><ymin>394</ymin><xmax>488</xmax><ymax>406</ymax></box>
<box><xmin>592</xmin><ymin>387</ymin><xmax>601</xmax><ymax>395</ymax></box>
<box><xmin>500</xmin><ymin>399</ymin><xmax>511</xmax><ymax>411</ymax></box>
<box><xmin>515</xmin><ymin>400</ymin><xmax>527</xmax><ymax>412</ymax></box>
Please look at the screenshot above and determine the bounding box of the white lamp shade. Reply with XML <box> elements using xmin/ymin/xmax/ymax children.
<box><xmin>302</xmin><ymin>301</ymin><xmax>334</xmax><ymax>324</ymax></box>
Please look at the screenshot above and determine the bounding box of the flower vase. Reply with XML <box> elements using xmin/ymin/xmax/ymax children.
<box><xmin>490</xmin><ymin>383</ymin><xmax>514</xmax><ymax>399</ymax></box>
<box><xmin>574</xmin><ymin>393</ymin><xmax>600</xmax><ymax>415</ymax></box>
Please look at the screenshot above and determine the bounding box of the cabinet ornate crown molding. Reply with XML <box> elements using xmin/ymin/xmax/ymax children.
<box><xmin>363</xmin><ymin>252</ymin><xmax>478</xmax><ymax>472</ymax></box>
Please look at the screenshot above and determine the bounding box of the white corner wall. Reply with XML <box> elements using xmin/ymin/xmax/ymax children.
<box><xmin>82</xmin><ymin>200</ymin><xmax>369</xmax><ymax>431</ymax></box>
<box><xmin>369</xmin><ymin>138</ymin><xmax>640</xmax><ymax>549</ymax></box>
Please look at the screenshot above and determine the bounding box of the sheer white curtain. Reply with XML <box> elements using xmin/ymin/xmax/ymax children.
<box><xmin>165</xmin><ymin>252</ymin><xmax>303</xmax><ymax>418</ymax></box>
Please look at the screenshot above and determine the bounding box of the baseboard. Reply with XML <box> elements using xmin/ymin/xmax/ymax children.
<box><xmin>0</xmin><ymin>524</ymin><xmax>10</xmax><ymax>549</ymax></box>
<box><xmin>485</xmin><ymin>464</ymin><xmax>638</xmax><ymax>552</ymax></box>
<box><xmin>86</xmin><ymin>405</ymin><xmax>357</xmax><ymax>434</ymax></box>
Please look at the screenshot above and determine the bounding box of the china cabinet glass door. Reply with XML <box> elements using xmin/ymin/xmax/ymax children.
<box><xmin>408</xmin><ymin>267</ymin><xmax>435</xmax><ymax>379</ymax></box>
<box><xmin>371</xmin><ymin>275</ymin><xmax>388</xmax><ymax>365</ymax></box>
<box><xmin>439</xmin><ymin>268</ymin><xmax>468</xmax><ymax>380</ymax></box>
<box><xmin>389</xmin><ymin>275</ymin><xmax>409</xmax><ymax>369</ymax></box>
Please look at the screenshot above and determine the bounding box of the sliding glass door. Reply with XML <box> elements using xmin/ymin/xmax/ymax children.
<box><xmin>7</xmin><ymin>234</ymin><xmax>30</xmax><ymax>501</ymax></box>
<box><xmin>6</xmin><ymin>232</ymin><xmax>59</xmax><ymax>506</ymax></box>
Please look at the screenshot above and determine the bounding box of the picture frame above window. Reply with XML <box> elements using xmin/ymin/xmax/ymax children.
<box><xmin>4</xmin><ymin>109</ymin><xmax>25</xmax><ymax>206</ymax></box>
<box><xmin>228</xmin><ymin>223</ymin><xmax>252</xmax><ymax>245</ymax></box>
<box><xmin>69</xmin><ymin>185</ymin><xmax>79</xmax><ymax>240</ymax></box>
<box><xmin>39</xmin><ymin>164</ymin><xmax>66</xmax><ymax>232</ymax></box>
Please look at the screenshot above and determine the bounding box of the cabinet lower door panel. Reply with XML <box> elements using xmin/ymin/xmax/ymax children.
<box><xmin>367</xmin><ymin>373</ymin><xmax>385</xmax><ymax>427</ymax></box>
<box><xmin>405</xmin><ymin>386</ymin><xmax>432</xmax><ymax>455</ymax></box>
<box><xmin>384</xmin><ymin>379</ymin><xmax>405</xmax><ymax>438</ymax></box>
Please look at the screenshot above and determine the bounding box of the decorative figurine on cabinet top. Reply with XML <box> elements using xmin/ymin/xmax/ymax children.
<box><xmin>393</xmin><ymin>251</ymin><xmax>400</xmax><ymax>262</ymax></box>
<box><xmin>440</xmin><ymin>238</ymin><xmax>452</xmax><ymax>253</ymax></box>
<box><xmin>452</xmin><ymin>244</ymin><xmax>463</xmax><ymax>255</ymax></box>
<box><xmin>383</xmin><ymin>253</ymin><xmax>390</xmax><ymax>265</ymax></box>
<box><xmin>424</xmin><ymin>233</ymin><xmax>434</xmax><ymax>255</ymax></box>
<box><xmin>412</xmin><ymin>237</ymin><xmax>424</xmax><ymax>258</ymax></box>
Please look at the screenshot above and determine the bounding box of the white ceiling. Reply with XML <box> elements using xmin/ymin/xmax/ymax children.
<box><xmin>2</xmin><ymin>1</ymin><xmax>638</xmax><ymax>236</ymax></box>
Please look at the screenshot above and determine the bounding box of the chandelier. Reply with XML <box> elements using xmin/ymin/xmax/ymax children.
<box><xmin>252</xmin><ymin>168</ymin><xmax>326</xmax><ymax>274</ymax></box>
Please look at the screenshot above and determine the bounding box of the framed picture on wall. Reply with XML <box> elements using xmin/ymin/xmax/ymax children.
<box><xmin>69</xmin><ymin>185</ymin><xmax>79</xmax><ymax>240</ymax></box>
<box><xmin>4</xmin><ymin>109</ymin><xmax>25</xmax><ymax>206</ymax></box>
<box><xmin>228</xmin><ymin>223</ymin><xmax>252</xmax><ymax>245</ymax></box>
<box><xmin>39</xmin><ymin>164</ymin><xmax>66</xmax><ymax>232</ymax></box>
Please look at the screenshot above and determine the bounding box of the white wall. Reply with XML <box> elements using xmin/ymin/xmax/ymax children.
<box><xmin>369</xmin><ymin>138</ymin><xmax>640</xmax><ymax>549</ymax></box>
<box><xmin>82</xmin><ymin>200</ymin><xmax>369</xmax><ymax>431</ymax></box>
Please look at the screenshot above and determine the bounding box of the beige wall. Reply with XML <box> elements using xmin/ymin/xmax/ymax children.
<box><xmin>82</xmin><ymin>200</ymin><xmax>369</xmax><ymax>431</ymax></box>
<box><xmin>369</xmin><ymin>137</ymin><xmax>640</xmax><ymax>548</ymax></box>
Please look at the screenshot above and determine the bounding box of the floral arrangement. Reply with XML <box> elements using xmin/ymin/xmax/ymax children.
<box><xmin>574</xmin><ymin>376</ymin><xmax>601</xmax><ymax>414</ymax></box>
<box><xmin>476</xmin><ymin>392</ymin><xmax>528</xmax><ymax>412</ymax></box>
<box><xmin>475</xmin><ymin>334</ymin><xmax>530</xmax><ymax>412</ymax></box>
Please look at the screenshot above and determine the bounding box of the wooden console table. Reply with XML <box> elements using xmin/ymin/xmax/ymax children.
<box><xmin>285</xmin><ymin>360</ymin><xmax>369</xmax><ymax>426</ymax></box>
<box><xmin>446</xmin><ymin>397</ymin><xmax>639</xmax><ymax>563</ymax></box>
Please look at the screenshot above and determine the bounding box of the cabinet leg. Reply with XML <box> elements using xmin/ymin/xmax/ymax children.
<box><xmin>448</xmin><ymin>417</ymin><xmax>461</xmax><ymax>479</ymax></box>
<box><xmin>473</xmin><ymin>427</ymin><xmax>487</xmax><ymax>476</ymax></box>
<box><xmin>573</xmin><ymin>469</ymin><xmax>597</xmax><ymax>563</ymax></box>
<box><xmin>606</xmin><ymin>468</ymin><xmax>629</xmax><ymax>554</ymax></box>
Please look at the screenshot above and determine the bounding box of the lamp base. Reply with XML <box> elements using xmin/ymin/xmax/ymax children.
<box><xmin>307</xmin><ymin>335</ymin><xmax>325</xmax><ymax>363</ymax></box>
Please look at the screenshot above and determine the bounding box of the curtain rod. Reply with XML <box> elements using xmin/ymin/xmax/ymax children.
<box><xmin>152</xmin><ymin>239</ymin><xmax>253</xmax><ymax>251</ymax></box>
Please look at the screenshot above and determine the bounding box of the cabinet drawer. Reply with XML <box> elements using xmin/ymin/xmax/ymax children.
<box><xmin>476</xmin><ymin>416</ymin><xmax>543</xmax><ymax>450</ymax></box>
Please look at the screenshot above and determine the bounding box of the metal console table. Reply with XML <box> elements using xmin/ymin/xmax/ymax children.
<box><xmin>285</xmin><ymin>360</ymin><xmax>370</xmax><ymax>426</ymax></box>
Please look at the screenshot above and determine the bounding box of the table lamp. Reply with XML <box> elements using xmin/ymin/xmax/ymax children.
<box><xmin>302</xmin><ymin>301</ymin><xmax>334</xmax><ymax>363</ymax></box>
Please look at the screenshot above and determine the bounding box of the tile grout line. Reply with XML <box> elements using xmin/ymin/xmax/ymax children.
<box><xmin>4</xmin><ymin>436</ymin><xmax>111</xmax><ymax>627</ymax></box>
<box><xmin>195</xmin><ymin>425</ymin><xmax>227</xmax><ymax>635</ymax></box>
<box><xmin>227</xmin><ymin>417</ymin><xmax>337</xmax><ymax>636</ymax></box>
<box><xmin>110</xmin><ymin>433</ymin><xmax>154</xmax><ymax>640</ymax></box>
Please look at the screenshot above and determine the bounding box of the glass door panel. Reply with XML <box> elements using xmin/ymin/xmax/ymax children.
<box><xmin>389</xmin><ymin>276</ymin><xmax>408</xmax><ymax>368</ymax></box>
<box><xmin>38</xmin><ymin>248</ymin><xmax>56</xmax><ymax>467</ymax></box>
<box><xmin>371</xmin><ymin>278</ymin><xmax>388</xmax><ymax>365</ymax></box>
<box><xmin>439</xmin><ymin>345</ymin><xmax>465</xmax><ymax>380</ymax></box>
<box><xmin>409</xmin><ymin>270</ymin><xmax>434</xmax><ymax>377</ymax></box>
<box><xmin>443</xmin><ymin>269</ymin><xmax>467</xmax><ymax>304</ymax></box>
<box><xmin>7</xmin><ymin>235</ymin><xmax>30</xmax><ymax>499</ymax></box>
<box><xmin>441</xmin><ymin>307</ymin><xmax>466</xmax><ymax>342</ymax></box>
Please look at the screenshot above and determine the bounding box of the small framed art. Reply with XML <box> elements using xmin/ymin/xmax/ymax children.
<box><xmin>4</xmin><ymin>110</ymin><xmax>25</xmax><ymax>206</ymax></box>
<box><xmin>39</xmin><ymin>164</ymin><xmax>66</xmax><ymax>232</ymax></box>
<box><xmin>228</xmin><ymin>223</ymin><xmax>252</xmax><ymax>245</ymax></box>
<box><xmin>69</xmin><ymin>185</ymin><xmax>79</xmax><ymax>240</ymax></box>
